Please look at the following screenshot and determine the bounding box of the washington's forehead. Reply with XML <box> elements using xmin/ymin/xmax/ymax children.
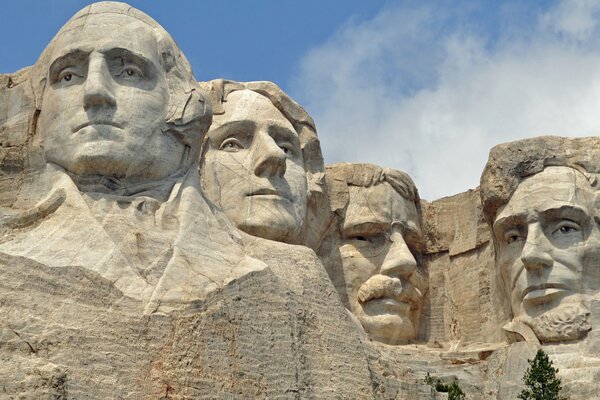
<box><xmin>344</xmin><ymin>184</ymin><xmax>418</xmax><ymax>228</ymax></box>
<box><xmin>217</xmin><ymin>90</ymin><xmax>294</xmax><ymax>129</ymax></box>
<box><xmin>496</xmin><ymin>166</ymin><xmax>593</xmax><ymax>220</ymax></box>
<box><xmin>49</xmin><ymin>14</ymin><xmax>160</xmax><ymax>61</ymax></box>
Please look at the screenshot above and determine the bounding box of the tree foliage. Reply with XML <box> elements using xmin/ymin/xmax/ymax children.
<box><xmin>425</xmin><ymin>373</ymin><xmax>466</xmax><ymax>400</ymax></box>
<box><xmin>518</xmin><ymin>349</ymin><xmax>566</xmax><ymax>400</ymax></box>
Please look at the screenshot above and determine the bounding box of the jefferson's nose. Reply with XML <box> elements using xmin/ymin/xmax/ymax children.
<box><xmin>253</xmin><ymin>132</ymin><xmax>287</xmax><ymax>177</ymax></box>
<box><xmin>84</xmin><ymin>54</ymin><xmax>116</xmax><ymax>110</ymax></box>
<box><xmin>521</xmin><ymin>223</ymin><xmax>553</xmax><ymax>272</ymax></box>
<box><xmin>380</xmin><ymin>231</ymin><xmax>417</xmax><ymax>279</ymax></box>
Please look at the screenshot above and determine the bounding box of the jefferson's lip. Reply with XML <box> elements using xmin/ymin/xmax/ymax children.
<box><xmin>73</xmin><ymin>121</ymin><xmax>122</xmax><ymax>133</ymax></box>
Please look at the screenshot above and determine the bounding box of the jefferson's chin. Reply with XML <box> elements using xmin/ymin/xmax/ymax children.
<box><xmin>521</xmin><ymin>302</ymin><xmax>591</xmax><ymax>343</ymax></box>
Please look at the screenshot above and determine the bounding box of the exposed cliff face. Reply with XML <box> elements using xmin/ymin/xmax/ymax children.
<box><xmin>2</xmin><ymin>4</ymin><xmax>600</xmax><ymax>398</ymax></box>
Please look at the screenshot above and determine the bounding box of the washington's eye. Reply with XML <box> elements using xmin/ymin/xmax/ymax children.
<box><xmin>552</xmin><ymin>220</ymin><xmax>581</xmax><ymax>236</ymax></box>
<box><xmin>219</xmin><ymin>138</ymin><xmax>244</xmax><ymax>151</ymax></box>
<box><xmin>117</xmin><ymin>64</ymin><xmax>144</xmax><ymax>79</ymax></box>
<box><xmin>353</xmin><ymin>236</ymin><xmax>369</xmax><ymax>242</ymax></box>
<box><xmin>56</xmin><ymin>68</ymin><xmax>81</xmax><ymax>85</ymax></box>
<box><xmin>278</xmin><ymin>143</ymin><xmax>294</xmax><ymax>155</ymax></box>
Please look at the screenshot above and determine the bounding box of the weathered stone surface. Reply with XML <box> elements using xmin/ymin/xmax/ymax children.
<box><xmin>2</xmin><ymin>1</ymin><xmax>600</xmax><ymax>399</ymax></box>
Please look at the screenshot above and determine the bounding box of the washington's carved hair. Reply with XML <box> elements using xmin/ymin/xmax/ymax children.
<box><xmin>31</xmin><ymin>1</ymin><xmax>211</xmax><ymax>165</ymax></box>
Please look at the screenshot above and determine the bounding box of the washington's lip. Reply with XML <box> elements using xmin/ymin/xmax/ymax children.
<box><xmin>247</xmin><ymin>188</ymin><xmax>291</xmax><ymax>201</ymax></box>
<box><xmin>73</xmin><ymin>121</ymin><xmax>122</xmax><ymax>133</ymax></box>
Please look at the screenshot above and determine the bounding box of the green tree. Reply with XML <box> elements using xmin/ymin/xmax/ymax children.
<box><xmin>424</xmin><ymin>373</ymin><xmax>466</xmax><ymax>400</ymax></box>
<box><xmin>518</xmin><ymin>349</ymin><xmax>566</xmax><ymax>400</ymax></box>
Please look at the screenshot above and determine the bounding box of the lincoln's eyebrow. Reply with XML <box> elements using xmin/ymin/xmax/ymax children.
<box><xmin>539</xmin><ymin>205</ymin><xmax>589</xmax><ymax>223</ymax></box>
<box><xmin>493</xmin><ymin>214</ymin><xmax>525</xmax><ymax>234</ymax></box>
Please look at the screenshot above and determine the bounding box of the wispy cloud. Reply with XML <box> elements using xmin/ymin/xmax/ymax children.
<box><xmin>292</xmin><ymin>0</ymin><xmax>600</xmax><ymax>200</ymax></box>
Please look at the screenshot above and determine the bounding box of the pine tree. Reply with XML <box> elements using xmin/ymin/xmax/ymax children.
<box><xmin>517</xmin><ymin>349</ymin><xmax>566</xmax><ymax>400</ymax></box>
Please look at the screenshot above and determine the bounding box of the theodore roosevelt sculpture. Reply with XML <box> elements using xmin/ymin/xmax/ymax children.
<box><xmin>481</xmin><ymin>137</ymin><xmax>600</xmax><ymax>343</ymax></box>
<box><xmin>199</xmin><ymin>79</ymin><xmax>325</xmax><ymax>246</ymax></box>
<box><xmin>321</xmin><ymin>163</ymin><xmax>427</xmax><ymax>344</ymax></box>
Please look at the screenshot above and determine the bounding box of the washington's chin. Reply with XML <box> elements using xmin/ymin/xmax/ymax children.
<box><xmin>47</xmin><ymin>148</ymin><xmax>183</xmax><ymax>182</ymax></box>
<box><xmin>357</xmin><ymin>310</ymin><xmax>416</xmax><ymax>344</ymax></box>
<box><xmin>238</xmin><ymin>216</ymin><xmax>303</xmax><ymax>244</ymax></box>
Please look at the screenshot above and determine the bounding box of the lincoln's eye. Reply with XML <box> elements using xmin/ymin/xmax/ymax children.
<box><xmin>126</xmin><ymin>69</ymin><xmax>135</xmax><ymax>76</ymax></box>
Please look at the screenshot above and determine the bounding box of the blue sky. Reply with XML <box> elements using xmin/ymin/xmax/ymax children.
<box><xmin>2</xmin><ymin>0</ymin><xmax>600</xmax><ymax>199</ymax></box>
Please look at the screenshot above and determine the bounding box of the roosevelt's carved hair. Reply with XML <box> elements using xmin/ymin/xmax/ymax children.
<box><xmin>324</xmin><ymin>162</ymin><xmax>420</xmax><ymax>218</ymax></box>
<box><xmin>31</xmin><ymin>1</ymin><xmax>211</xmax><ymax>167</ymax></box>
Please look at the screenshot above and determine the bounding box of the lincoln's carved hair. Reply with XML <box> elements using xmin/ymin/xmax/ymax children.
<box><xmin>324</xmin><ymin>162</ymin><xmax>420</xmax><ymax>219</ymax></box>
<box><xmin>480</xmin><ymin>136</ymin><xmax>600</xmax><ymax>226</ymax></box>
<box><xmin>31</xmin><ymin>1</ymin><xmax>211</xmax><ymax>165</ymax></box>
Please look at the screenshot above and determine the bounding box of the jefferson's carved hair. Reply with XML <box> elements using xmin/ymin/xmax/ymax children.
<box><xmin>31</xmin><ymin>1</ymin><xmax>211</xmax><ymax>166</ymax></box>
<box><xmin>199</xmin><ymin>79</ymin><xmax>325</xmax><ymax>198</ymax></box>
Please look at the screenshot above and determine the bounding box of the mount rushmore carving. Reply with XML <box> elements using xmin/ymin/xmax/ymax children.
<box><xmin>1</xmin><ymin>2</ymin><xmax>599</xmax><ymax>398</ymax></box>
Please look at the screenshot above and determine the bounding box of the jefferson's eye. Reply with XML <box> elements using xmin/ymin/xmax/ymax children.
<box><xmin>219</xmin><ymin>138</ymin><xmax>244</xmax><ymax>151</ymax></box>
<box><xmin>62</xmin><ymin>74</ymin><xmax>72</xmax><ymax>82</ymax></box>
<box><xmin>279</xmin><ymin>143</ymin><xmax>294</xmax><ymax>155</ymax></box>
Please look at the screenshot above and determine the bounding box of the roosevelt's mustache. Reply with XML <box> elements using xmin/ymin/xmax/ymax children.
<box><xmin>357</xmin><ymin>274</ymin><xmax>423</xmax><ymax>305</ymax></box>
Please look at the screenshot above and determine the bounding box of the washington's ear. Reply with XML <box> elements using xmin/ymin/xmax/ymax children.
<box><xmin>164</xmin><ymin>89</ymin><xmax>213</xmax><ymax>147</ymax></box>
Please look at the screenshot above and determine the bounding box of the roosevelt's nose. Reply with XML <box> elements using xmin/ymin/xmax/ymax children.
<box><xmin>380</xmin><ymin>230</ymin><xmax>417</xmax><ymax>279</ymax></box>
<box><xmin>521</xmin><ymin>223</ymin><xmax>553</xmax><ymax>272</ymax></box>
<box><xmin>84</xmin><ymin>54</ymin><xmax>116</xmax><ymax>110</ymax></box>
<box><xmin>253</xmin><ymin>131</ymin><xmax>287</xmax><ymax>177</ymax></box>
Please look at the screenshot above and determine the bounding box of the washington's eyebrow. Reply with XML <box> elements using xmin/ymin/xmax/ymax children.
<box><xmin>48</xmin><ymin>50</ymin><xmax>89</xmax><ymax>76</ymax></box>
<box><xmin>104</xmin><ymin>48</ymin><xmax>154</xmax><ymax>71</ymax></box>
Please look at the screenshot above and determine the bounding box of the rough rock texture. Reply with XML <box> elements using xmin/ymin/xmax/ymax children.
<box><xmin>2</xmin><ymin>2</ymin><xmax>600</xmax><ymax>399</ymax></box>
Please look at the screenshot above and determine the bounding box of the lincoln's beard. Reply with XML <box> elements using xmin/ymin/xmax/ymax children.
<box><xmin>521</xmin><ymin>301</ymin><xmax>591</xmax><ymax>343</ymax></box>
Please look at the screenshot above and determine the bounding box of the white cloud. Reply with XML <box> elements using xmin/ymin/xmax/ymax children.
<box><xmin>292</xmin><ymin>1</ymin><xmax>600</xmax><ymax>200</ymax></box>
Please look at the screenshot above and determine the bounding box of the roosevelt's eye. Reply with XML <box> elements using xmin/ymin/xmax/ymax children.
<box><xmin>504</xmin><ymin>229</ymin><xmax>523</xmax><ymax>245</ymax></box>
<box><xmin>219</xmin><ymin>138</ymin><xmax>244</xmax><ymax>151</ymax></box>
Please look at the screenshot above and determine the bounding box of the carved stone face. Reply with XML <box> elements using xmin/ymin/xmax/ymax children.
<box><xmin>493</xmin><ymin>167</ymin><xmax>594</xmax><ymax>329</ymax></box>
<box><xmin>38</xmin><ymin>13</ymin><xmax>186</xmax><ymax>181</ymax></box>
<box><xmin>201</xmin><ymin>90</ymin><xmax>308</xmax><ymax>243</ymax></box>
<box><xmin>339</xmin><ymin>183</ymin><xmax>424</xmax><ymax>344</ymax></box>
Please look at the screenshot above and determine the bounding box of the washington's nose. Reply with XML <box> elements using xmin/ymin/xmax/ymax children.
<box><xmin>84</xmin><ymin>55</ymin><xmax>116</xmax><ymax>110</ymax></box>
<box><xmin>521</xmin><ymin>224</ymin><xmax>553</xmax><ymax>272</ymax></box>
<box><xmin>253</xmin><ymin>132</ymin><xmax>287</xmax><ymax>177</ymax></box>
<box><xmin>380</xmin><ymin>231</ymin><xmax>417</xmax><ymax>279</ymax></box>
